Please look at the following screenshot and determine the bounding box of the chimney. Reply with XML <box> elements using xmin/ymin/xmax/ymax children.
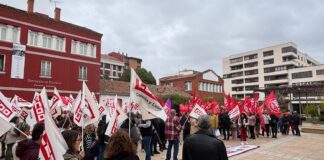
<box><xmin>27</xmin><ymin>0</ymin><xmax>34</xmax><ymax>13</ymax></box>
<box><xmin>54</xmin><ymin>7</ymin><xmax>61</xmax><ymax>21</ymax></box>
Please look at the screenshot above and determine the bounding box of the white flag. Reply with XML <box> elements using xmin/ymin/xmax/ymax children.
<box><xmin>105</xmin><ymin>95</ymin><xmax>127</xmax><ymax>137</ymax></box>
<box><xmin>189</xmin><ymin>104</ymin><xmax>207</xmax><ymax>119</ymax></box>
<box><xmin>50</xmin><ymin>88</ymin><xmax>62</xmax><ymax>118</ymax></box>
<box><xmin>39</xmin><ymin>109</ymin><xmax>67</xmax><ymax>160</ymax></box>
<box><xmin>72</xmin><ymin>91</ymin><xmax>82</xmax><ymax>126</ymax></box>
<box><xmin>130</xmin><ymin>68</ymin><xmax>167</xmax><ymax>121</ymax></box>
<box><xmin>229</xmin><ymin>105</ymin><xmax>240</xmax><ymax>119</ymax></box>
<box><xmin>0</xmin><ymin>117</ymin><xmax>11</xmax><ymax>137</ymax></box>
<box><xmin>0</xmin><ymin>91</ymin><xmax>16</xmax><ymax>122</ymax></box>
<box><xmin>26</xmin><ymin>88</ymin><xmax>48</xmax><ymax>128</ymax></box>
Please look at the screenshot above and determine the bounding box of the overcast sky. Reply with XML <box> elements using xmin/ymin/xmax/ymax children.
<box><xmin>2</xmin><ymin>0</ymin><xmax>324</xmax><ymax>80</ymax></box>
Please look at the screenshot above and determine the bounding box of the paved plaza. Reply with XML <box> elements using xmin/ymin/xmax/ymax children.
<box><xmin>138</xmin><ymin>132</ymin><xmax>324</xmax><ymax>160</ymax></box>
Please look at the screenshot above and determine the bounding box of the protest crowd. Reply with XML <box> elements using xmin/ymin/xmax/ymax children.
<box><xmin>0</xmin><ymin>68</ymin><xmax>302</xmax><ymax>160</ymax></box>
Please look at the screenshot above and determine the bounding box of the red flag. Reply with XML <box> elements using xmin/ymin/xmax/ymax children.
<box><xmin>223</xmin><ymin>94</ymin><xmax>232</xmax><ymax>111</ymax></box>
<box><xmin>264</xmin><ymin>91</ymin><xmax>281</xmax><ymax>117</ymax></box>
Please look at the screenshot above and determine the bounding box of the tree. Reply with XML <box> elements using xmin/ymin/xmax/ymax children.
<box><xmin>160</xmin><ymin>94</ymin><xmax>187</xmax><ymax>105</ymax></box>
<box><xmin>119</xmin><ymin>68</ymin><xmax>156</xmax><ymax>85</ymax></box>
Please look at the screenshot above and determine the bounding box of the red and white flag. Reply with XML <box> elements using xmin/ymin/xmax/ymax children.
<box><xmin>49</xmin><ymin>88</ymin><xmax>63</xmax><ymax>118</ymax></box>
<box><xmin>0</xmin><ymin>116</ymin><xmax>11</xmax><ymax>137</ymax></box>
<box><xmin>26</xmin><ymin>88</ymin><xmax>48</xmax><ymax>128</ymax></box>
<box><xmin>130</xmin><ymin>68</ymin><xmax>167</xmax><ymax>121</ymax></box>
<box><xmin>229</xmin><ymin>105</ymin><xmax>240</xmax><ymax>119</ymax></box>
<box><xmin>73</xmin><ymin>82</ymin><xmax>100</xmax><ymax>127</ymax></box>
<box><xmin>189</xmin><ymin>104</ymin><xmax>207</xmax><ymax>119</ymax></box>
<box><xmin>105</xmin><ymin>96</ymin><xmax>127</xmax><ymax>137</ymax></box>
<box><xmin>265</xmin><ymin>91</ymin><xmax>281</xmax><ymax>117</ymax></box>
<box><xmin>0</xmin><ymin>91</ymin><xmax>16</xmax><ymax>122</ymax></box>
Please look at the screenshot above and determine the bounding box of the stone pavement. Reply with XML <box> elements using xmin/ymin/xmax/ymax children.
<box><xmin>138</xmin><ymin>132</ymin><xmax>324</xmax><ymax>160</ymax></box>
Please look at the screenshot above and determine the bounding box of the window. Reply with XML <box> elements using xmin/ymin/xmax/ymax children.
<box><xmin>118</xmin><ymin>73</ymin><xmax>122</xmax><ymax>77</ymax></box>
<box><xmin>263</xmin><ymin>59</ymin><xmax>274</xmax><ymax>65</ymax></box>
<box><xmin>118</xmin><ymin>66</ymin><xmax>122</xmax><ymax>71</ymax></box>
<box><xmin>72</xmin><ymin>40</ymin><xmax>77</xmax><ymax>53</ymax></box>
<box><xmin>292</xmin><ymin>71</ymin><xmax>312</xmax><ymax>79</ymax></box>
<box><xmin>90</xmin><ymin>45</ymin><xmax>95</xmax><ymax>57</ymax></box>
<box><xmin>184</xmin><ymin>82</ymin><xmax>192</xmax><ymax>91</ymax></box>
<box><xmin>113</xmin><ymin>65</ymin><xmax>117</xmax><ymax>70</ymax></box>
<box><xmin>263</xmin><ymin>50</ymin><xmax>274</xmax><ymax>57</ymax></box>
<box><xmin>113</xmin><ymin>71</ymin><xmax>116</xmax><ymax>77</ymax></box>
<box><xmin>29</xmin><ymin>31</ymin><xmax>38</xmax><ymax>46</ymax></box>
<box><xmin>316</xmin><ymin>69</ymin><xmax>324</xmax><ymax>75</ymax></box>
<box><xmin>230</xmin><ymin>57</ymin><xmax>243</xmax><ymax>64</ymax></box>
<box><xmin>244</xmin><ymin>54</ymin><xmax>258</xmax><ymax>60</ymax></box>
<box><xmin>12</xmin><ymin>28</ymin><xmax>18</xmax><ymax>43</ymax></box>
<box><xmin>79</xmin><ymin>43</ymin><xmax>87</xmax><ymax>55</ymax></box>
<box><xmin>199</xmin><ymin>82</ymin><xmax>203</xmax><ymax>91</ymax></box>
<box><xmin>0</xmin><ymin>25</ymin><xmax>6</xmax><ymax>40</ymax></box>
<box><xmin>79</xmin><ymin>66</ymin><xmax>87</xmax><ymax>80</ymax></box>
<box><xmin>204</xmin><ymin>83</ymin><xmax>207</xmax><ymax>91</ymax></box>
<box><xmin>244</xmin><ymin>62</ymin><xmax>258</xmax><ymax>68</ymax></box>
<box><xmin>0</xmin><ymin>54</ymin><xmax>4</xmax><ymax>72</ymax></box>
<box><xmin>104</xmin><ymin>63</ymin><xmax>110</xmax><ymax>69</ymax></box>
<box><xmin>42</xmin><ymin>34</ymin><xmax>52</xmax><ymax>49</ymax></box>
<box><xmin>56</xmin><ymin>37</ymin><xmax>64</xmax><ymax>51</ymax></box>
<box><xmin>40</xmin><ymin>60</ymin><xmax>51</xmax><ymax>77</ymax></box>
<box><xmin>101</xmin><ymin>63</ymin><xmax>104</xmax><ymax>68</ymax></box>
<box><xmin>245</xmin><ymin>69</ymin><xmax>258</xmax><ymax>76</ymax></box>
<box><xmin>282</xmin><ymin>46</ymin><xmax>297</xmax><ymax>54</ymax></box>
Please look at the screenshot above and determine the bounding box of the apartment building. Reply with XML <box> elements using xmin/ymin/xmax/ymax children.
<box><xmin>100</xmin><ymin>54</ymin><xmax>124</xmax><ymax>79</ymax></box>
<box><xmin>223</xmin><ymin>42</ymin><xmax>319</xmax><ymax>100</ymax></box>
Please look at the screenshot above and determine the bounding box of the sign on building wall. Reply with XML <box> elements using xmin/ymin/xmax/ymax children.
<box><xmin>11</xmin><ymin>44</ymin><xmax>26</xmax><ymax>79</ymax></box>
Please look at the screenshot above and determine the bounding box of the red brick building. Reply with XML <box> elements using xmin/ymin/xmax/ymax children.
<box><xmin>0</xmin><ymin>0</ymin><xmax>102</xmax><ymax>100</ymax></box>
<box><xmin>159</xmin><ymin>69</ymin><xmax>224</xmax><ymax>98</ymax></box>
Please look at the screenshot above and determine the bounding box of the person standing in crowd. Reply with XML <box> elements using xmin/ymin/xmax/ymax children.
<box><xmin>157</xmin><ymin>118</ymin><xmax>166</xmax><ymax>151</ymax></box>
<box><xmin>248</xmin><ymin>113</ymin><xmax>256</xmax><ymax>139</ymax></box>
<box><xmin>104</xmin><ymin>130</ymin><xmax>139</xmax><ymax>160</ymax></box>
<box><xmin>165</xmin><ymin>109</ymin><xmax>182</xmax><ymax>160</ymax></box>
<box><xmin>292</xmin><ymin>111</ymin><xmax>301</xmax><ymax>136</ymax></box>
<box><xmin>262</xmin><ymin>112</ymin><xmax>271</xmax><ymax>137</ymax></box>
<box><xmin>97</xmin><ymin>115</ymin><xmax>109</xmax><ymax>160</ymax></box>
<box><xmin>255</xmin><ymin>114</ymin><xmax>261</xmax><ymax>138</ymax></box>
<box><xmin>230</xmin><ymin>119</ymin><xmax>238</xmax><ymax>140</ymax></box>
<box><xmin>180</xmin><ymin>113</ymin><xmax>190</xmax><ymax>141</ymax></box>
<box><xmin>120</xmin><ymin>112</ymin><xmax>141</xmax><ymax>147</ymax></box>
<box><xmin>209</xmin><ymin>111</ymin><xmax>219</xmax><ymax>137</ymax></box>
<box><xmin>84</xmin><ymin>124</ymin><xmax>98</xmax><ymax>160</ymax></box>
<box><xmin>221</xmin><ymin>111</ymin><xmax>231</xmax><ymax>141</ymax></box>
<box><xmin>62</xmin><ymin>130</ymin><xmax>84</xmax><ymax>160</ymax></box>
<box><xmin>16</xmin><ymin>122</ymin><xmax>45</xmax><ymax>160</ymax></box>
<box><xmin>150</xmin><ymin>118</ymin><xmax>160</xmax><ymax>156</ymax></box>
<box><xmin>138</xmin><ymin>118</ymin><xmax>152</xmax><ymax>160</ymax></box>
<box><xmin>287</xmin><ymin>112</ymin><xmax>295</xmax><ymax>135</ymax></box>
<box><xmin>238</xmin><ymin>113</ymin><xmax>249</xmax><ymax>145</ymax></box>
<box><xmin>5</xmin><ymin>116</ymin><xmax>22</xmax><ymax>160</ymax></box>
<box><xmin>190</xmin><ymin>118</ymin><xmax>199</xmax><ymax>135</ymax></box>
<box><xmin>12</xmin><ymin>122</ymin><xmax>30</xmax><ymax>160</ymax></box>
<box><xmin>182</xmin><ymin>115</ymin><xmax>228</xmax><ymax>160</ymax></box>
<box><xmin>270</xmin><ymin>113</ymin><xmax>279</xmax><ymax>138</ymax></box>
<box><xmin>282</xmin><ymin>113</ymin><xmax>289</xmax><ymax>135</ymax></box>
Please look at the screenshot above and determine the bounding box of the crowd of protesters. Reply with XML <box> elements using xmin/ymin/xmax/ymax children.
<box><xmin>0</xmin><ymin>107</ymin><xmax>302</xmax><ymax>160</ymax></box>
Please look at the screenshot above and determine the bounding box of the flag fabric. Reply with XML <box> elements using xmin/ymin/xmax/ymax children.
<box><xmin>26</xmin><ymin>88</ymin><xmax>48</xmax><ymax>128</ymax></box>
<box><xmin>229</xmin><ymin>105</ymin><xmax>240</xmax><ymax>119</ymax></box>
<box><xmin>49</xmin><ymin>88</ymin><xmax>63</xmax><ymax>118</ymax></box>
<box><xmin>0</xmin><ymin>117</ymin><xmax>11</xmax><ymax>137</ymax></box>
<box><xmin>251</xmin><ymin>93</ymin><xmax>259</xmax><ymax>114</ymax></box>
<box><xmin>0</xmin><ymin>91</ymin><xmax>16</xmax><ymax>122</ymax></box>
<box><xmin>130</xmin><ymin>68</ymin><xmax>167</xmax><ymax>121</ymax></box>
<box><xmin>105</xmin><ymin>96</ymin><xmax>127</xmax><ymax>137</ymax></box>
<box><xmin>264</xmin><ymin>91</ymin><xmax>281</xmax><ymax>117</ymax></box>
<box><xmin>189</xmin><ymin>104</ymin><xmax>207</xmax><ymax>119</ymax></box>
<box><xmin>163</xmin><ymin>98</ymin><xmax>172</xmax><ymax>115</ymax></box>
<box><xmin>73</xmin><ymin>82</ymin><xmax>100</xmax><ymax>127</ymax></box>
<box><xmin>223</xmin><ymin>94</ymin><xmax>232</xmax><ymax>111</ymax></box>
<box><xmin>15</xmin><ymin>96</ymin><xmax>33</xmax><ymax>108</ymax></box>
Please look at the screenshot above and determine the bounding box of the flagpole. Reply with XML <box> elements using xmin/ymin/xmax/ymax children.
<box><xmin>11</xmin><ymin>123</ymin><xmax>28</xmax><ymax>138</ymax></box>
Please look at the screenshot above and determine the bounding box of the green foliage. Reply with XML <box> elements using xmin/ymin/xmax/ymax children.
<box><xmin>306</xmin><ymin>104</ymin><xmax>319</xmax><ymax>117</ymax></box>
<box><xmin>119</xmin><ymin>68</ymin><xmax>156</xmax><ymax>85</ymax></box>
<box><xmin>160</xmin><ymin>94</ymin><xmax>187</xmax><ymax>105</ymax></box>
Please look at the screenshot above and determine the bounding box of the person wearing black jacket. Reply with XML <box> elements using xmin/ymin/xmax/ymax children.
<box><xmin>180</xmin><ymin>113</ymin><xmax>191</xmax><ymax>141</ymax></box>
<box><xmin>270</xmin><ymin>113</ymin><xmax>278</xmax><ymax>138</ymax></box>
<box><xmin>282</xmin><ymin>114</ymin><xmax>289</xmax><ymax>135</ymax></box>
<box><xmin>150</xmin><ymin>118</ymin><xmax>160</xmax><ymax>155</ymax></box>
<box><xmin>220</xmin><ymin>111</ymin><xmax>231</xmax><ymax>140</ymax></box>
<box><xmin>182</xmin><ymin>115</ymin><xmax>228</xmax><ymax>160</ymax></box>
<box><xmin>97</xmin><ymin>115</ymin><xmax>109</xmax><ymax>160</ymax></box>
<box><xmin>292</xmin><ymin>111</ymin><xmax>301</xmax><ymax>136</ymax></box>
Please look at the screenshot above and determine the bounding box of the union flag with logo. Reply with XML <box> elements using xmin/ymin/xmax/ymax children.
<box><xmin>264</xmin><ymin>91</ymin><xmax>281</xmax><ymax>117</ymax></box>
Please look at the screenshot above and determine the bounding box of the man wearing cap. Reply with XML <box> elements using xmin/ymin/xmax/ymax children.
<box><xmin>182</xmin><ymin>115</ymin><xmax>228</xmax><ymax>160</ymax></box>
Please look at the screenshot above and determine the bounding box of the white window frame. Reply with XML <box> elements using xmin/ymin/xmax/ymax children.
<box><xmin>40</xmin><ymin>60</ymin><xmax>51</xmax><ymax>77</ymax></box>
<box><xmin>0</xmin><ymin>54</ymin><xmax>5</xmax><ymax>73</ymax></box>
<box><xmin>184</xmin><ymin>82</ymin><xmax>192</xmax><ymax>91</ymax></box>
<box><xmin>12</xmin><ymin>27</ymin><xmax>19</xmax><ymax>43</ymax></box>
<box><xmin>0</xmin><ymin>25</ymin><xmax>7</xmax><ymax>41</ymax></box>
<box><xmin>198</xmin><ymin>82</ymin><xmax>203</xmax><ymax>91</ymax></box>
<box><xmin>56</xmin><ymin>37</ymin><xmax>64</xmax><ymax>51</ymax></box>
<box><xmin>79</xmin><ymin>42</ymin><xmax>87</xmax><ymax>55</ymax></box>
<box><xmin>42</xmin><ymin>34</ymin><xmax>52</xmax><ymax>49</ymax></box>
<box><xmin>29</xmin><ymin>31</ymin><xmax>38</xmax><ymax>46</ymax></box>
<box><xmin>79</xmin><ymin>66</ymin><xmax>87</xmax><ymax>80</ymax></box>
<box><xmin>72</xmin><ymin>40</ymin><xmax>77</xmax><ymax>54</ymax></box>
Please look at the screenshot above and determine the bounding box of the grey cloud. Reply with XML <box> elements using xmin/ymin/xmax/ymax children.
<box><xmin>3</xmin><ymin>0</ymin><xmax>324</xmax><ymax>80</ymax></box>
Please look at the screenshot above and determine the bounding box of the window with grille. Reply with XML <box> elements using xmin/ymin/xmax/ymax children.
<box><xmin>40</xmin><ymin>60</ymin><xmax>51</xmax><ymax>77</ymax></box>
<box><xmin>79</xmin><ymin>66</ymin><xmax>87</xmax><ymax>80</ymax></box>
